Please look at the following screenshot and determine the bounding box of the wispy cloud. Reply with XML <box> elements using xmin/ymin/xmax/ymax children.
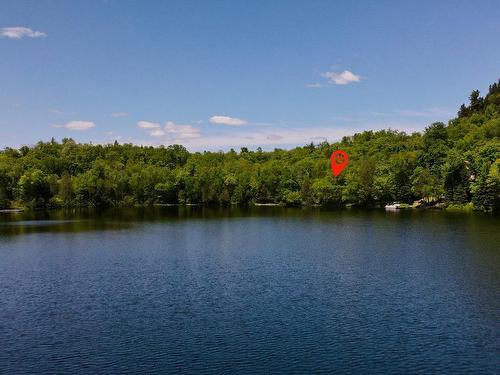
<box><xmin>48</xmin><ymin>109</ymin><xmax>75</xmax><ymax>115</ymax></box>
<box><xmin>124</xmin><ymin>117</ymin><xmax>433</xmax><ymax>151</ymax></box>
<box><xmin>396</xmin><ymin>107</ymin><xmax>453</xmax><ymax>117</ymax></box>
<box><xmin>137</xmin><ymin>121</ymin><xmax>160</xmax><ymax>129</ymax></box>
<box><xmin>1</xmin><ymin>27</ymin><xmax>46</xmax><ymax>39</ymax></box>
<box><xmin>321</xmin><ymin>69</ymin><xmax>362</xmax><ymax>85</ymax></box>
<box><xmin>307</xmin><ymin>83</ymin><xmax>323</xmax><ymax>88</ymax></box>
<box><xmin>111</xmin><ymin>112</ymin><xmax>128</xmax><ymax>118</ymax></box>
<box><xmin>135</xmin><ymin>123</ymin><xmax>358</xmax><ymax>150</ymax></box>
<box><xmin>167</xmin><ymin>127</ymin><xmax>349</xmax><ymax>150</ymax></box>
<box><xmin>371</xmin><ymin>107</ymin><xmax>453</xmax><ymax>118</ymax></box>
<box><xmin>209</xmin><ymin>115</ymin><xmax>247</xmax><ymax>126</ymax></box>
<box><xmin>330</xmin><ymin>115</ymin><xmax>356</xmax><ymax>122</ymax></box>
<box><xmin>65</xmin><ymin>121</ymin><xmax>95</xmax><ymax>131</ymax></box>
<box><xmin>266</xmin><ymin>134</ymin><xmax>283</xmax><ymax>141</ymax></box>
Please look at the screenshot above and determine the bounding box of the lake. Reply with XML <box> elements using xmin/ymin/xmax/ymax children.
<box><xmin>0</xmin><ymin>207</ymin><xmax>499</xmax><ymax>374</ymax></box>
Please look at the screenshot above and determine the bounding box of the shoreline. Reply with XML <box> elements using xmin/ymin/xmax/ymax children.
<box><xmin>0</xmin><ymin>202</ymin><xmax>491</xmax><ymax>214</ymax></box>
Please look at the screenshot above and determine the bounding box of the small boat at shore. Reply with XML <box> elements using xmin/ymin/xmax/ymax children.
<box><xmin>0</xmin><ymin>208</ymin><xmax>24</xmax><ymax>213</ymax></box>
<box><xmin>385</xmin><ymin>203</ymin><xmax>401</xmax><ymax>210</ymax></box>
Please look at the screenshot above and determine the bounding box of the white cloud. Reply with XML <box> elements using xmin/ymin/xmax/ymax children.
<box><xmin>321</xmin><ymin>69</ymin><xmax>362</xmax><ymax>85</ymax></box>
<box><xmin>111</xmin><ymin>112</ymin><xmax>128</xmax><ymax>118</ymax></box>
<box><xmin>164</xmin><ymin>121</ymin><xmax>200</xmax><ymax>139</ymax></box>
<box><xmin>137</xmin><ymin>121</ymin><xmax>160</xmax><ymax>129</ymax></box>
<box><xmin>0</xmin><ymin>27</ymin><xmax>46</xmax><ymax>39</ymax></box>
<box><xmin>65</xmin><ymin>121</ymin><xmax>95</xmax><ymax>131</ymax></box>
<box><xmin>138</xmin><ymin>120</ymin><xmax>201</xmax><ymax>141</ymax></box>
<box><xmin>307</xmin><ymin>83</ymin><xmax>323</xmax><ymax>88</ymax></box>
<box><xmin>51</xmin><ymin>124</ymin><xmax>62</xmax><ymax>128</ymax></box>
<box><xmin>150</xmin><ymin>129</ymin><xmax>165</xmax><ymax>137</ymax></box>
<box><xmin>209</xmin><ymin>115</ymin><xmax>247</xmax><ymax>126</ymax></box>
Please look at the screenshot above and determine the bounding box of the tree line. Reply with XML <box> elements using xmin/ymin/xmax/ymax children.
<box><xmin>1</xmin><ymin>80</ymin><xmax>499</xmax><ymax>212</ymax></box>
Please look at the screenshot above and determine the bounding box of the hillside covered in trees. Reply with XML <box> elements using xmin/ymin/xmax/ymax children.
<box><xmin>1</xmin><ymin>80</ymin><xmax>499</xmax><ymax>212</ymax></box>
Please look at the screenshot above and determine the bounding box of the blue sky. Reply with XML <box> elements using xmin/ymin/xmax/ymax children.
<box><xmin>1</xmin><ymin>0</ymin><xmax>499</xmax><ymax>150</ymax></box>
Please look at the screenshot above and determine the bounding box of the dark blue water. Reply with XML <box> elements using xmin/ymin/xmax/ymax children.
<box><xmin>0</xmin><ymin>208</ymin><xmax>499</xmax><ymax>374</ymax></box>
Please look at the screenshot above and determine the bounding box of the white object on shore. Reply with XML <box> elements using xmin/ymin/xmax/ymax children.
<box><xmin>385</xmin><ymin>203</ymin><xmax>401</xmax><ymax>210</ymax></box>
<box><xmin>0</xmin><ymin>208</ymin><xmax>23</xmax><ymax>213</ymax></box>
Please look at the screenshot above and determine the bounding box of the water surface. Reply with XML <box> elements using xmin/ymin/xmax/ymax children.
<box><xmin>1</xmin><ymin>208</ymin><xmax>499</xmax><ymax>374</ymax></box>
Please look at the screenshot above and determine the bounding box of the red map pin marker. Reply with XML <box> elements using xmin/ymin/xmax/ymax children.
<box><xmin>330</xmin><ymin>150</ymin><xmax>349</xmax><ymax>177</ymax></box>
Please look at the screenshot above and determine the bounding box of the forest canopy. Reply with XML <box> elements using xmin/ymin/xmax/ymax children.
<box><xmin>1</xmin><ymin>80</ymin><xmax>499</xmax><ymax>212</ymax></box>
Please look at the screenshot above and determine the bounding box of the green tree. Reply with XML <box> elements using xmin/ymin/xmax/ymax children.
<box><xmin>311</xmin><ymin>177</ymin><xmax>342</xmax><ymax>207</ymax></box>
<box><xmin>471</xmin><ymin>159</ymin><xmax>500</xmax><ymax>211</ymax></box>
<box><xmin>17</xmin><ymin>169</ymin><xmax>50</xmax><ymax>207</ymax></box>
<box><xmin>411</xmin><ymin>167</ymin><xmax>442</xmax><ymax>202</ymax></box>
<box><xmin>442</xmin><ymin>152</ymin><xmax>470</xmax><ymax>203</ymax></box>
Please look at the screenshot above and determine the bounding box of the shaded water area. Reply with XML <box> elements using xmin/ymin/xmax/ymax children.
<box><xmin>1</xmin><ymin>207</ymin><xmax>499</xmax><ymax>374</ymax></box>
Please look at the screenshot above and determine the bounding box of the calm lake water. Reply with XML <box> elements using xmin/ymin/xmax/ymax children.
<box><xmin>0</xmin><ymin>207</ymin><xmax>499</xmax><ymax>374</ymax></box>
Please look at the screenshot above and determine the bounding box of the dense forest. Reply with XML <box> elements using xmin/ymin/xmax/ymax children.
<box><xmin>1</xmin><ymin>80</ymin><xmax>499</xmax><ymax>212</ymax></box>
